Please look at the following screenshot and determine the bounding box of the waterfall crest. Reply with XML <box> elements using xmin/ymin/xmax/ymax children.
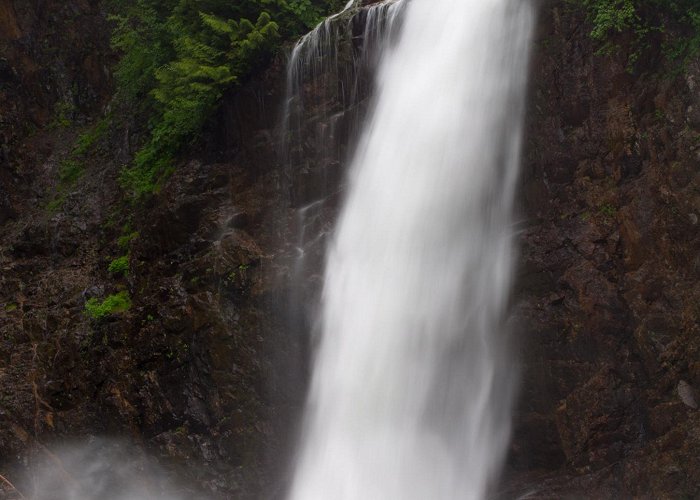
<box><xmin>289</xmin><ymin>0</ymin><xmax>534</xmax><ymax>498</ymax></box>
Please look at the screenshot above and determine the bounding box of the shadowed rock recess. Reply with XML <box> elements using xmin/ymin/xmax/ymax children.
<box><xmin>0</xmin><ymin>0</ymin><xmax>698</xmax><ymax>498</ymax></box>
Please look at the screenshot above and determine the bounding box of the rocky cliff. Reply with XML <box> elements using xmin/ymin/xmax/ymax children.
<box><xmin>0</xmin><ymin>1</ymin><xmax>698</xmax><ymax>499</ymax></box>
<box><xmin>510</xmin><ymin>3</ymin><xmax>700</xmax><ymax>496</ymax></box>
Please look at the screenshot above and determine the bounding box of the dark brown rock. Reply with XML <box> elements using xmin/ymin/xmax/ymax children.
<box><xmin>1</xmin><ymin>1</ymin><xmax>700</xmax><ymax>499</ymax></box>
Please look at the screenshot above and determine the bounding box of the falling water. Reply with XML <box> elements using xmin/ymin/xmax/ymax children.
<box><xmin>280</xmin><ymin>0</ymin><xmax>405</xmax><ymax>202</ymax></box>
<box><xmin>289</xmin><ymin>0</ymin><xmax>533</xmax><ymax>498</ymax></box>
<box><xmin>280</xmin><ymin>0</ymin><xmax>407</xmax><ymax>387</ymax></box>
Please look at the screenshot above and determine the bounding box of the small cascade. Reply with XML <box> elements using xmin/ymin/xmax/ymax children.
<box><xmin>280</xmin><ymin>0</ymin><xmax>406</xmax><ymax>209</ymax></box>
<box><xmin>279</xmin><ymin>0</ymin><xmax>409</xmax><ymax>379</ymax></box>
<box><xmin>349</xmin><ymin>0</ymin><xmax>406</xmax><ymax>102</ymax></box>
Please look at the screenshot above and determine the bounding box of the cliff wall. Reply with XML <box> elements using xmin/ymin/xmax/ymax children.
<box><xmin>510</xmin><ymin>3</ymin><xmax>700</xmax><ymax>496</ymax></box>
<box><xmin>0</xmin><ymin>1</ymin><xmax>698</xmax><ymax>498</ymax></box>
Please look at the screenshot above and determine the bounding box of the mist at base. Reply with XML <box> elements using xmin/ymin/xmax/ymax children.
<box><xmin>13</xmin><ymin>439</ymin><xmax>203</xmax><ymax>500</ymax></box>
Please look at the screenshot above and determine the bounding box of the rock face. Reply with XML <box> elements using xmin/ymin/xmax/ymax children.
<box><xmin>0</xmin><ymin>1</ymin><xmax>699</xmax><ymax>499</ymax></box>
<box><xmin>0</xmin><ymin>2</ymin><xmax>377</xmax><ymax>497</ymax></box>
<box><xmin>0</xmin><ymin>0</ymin><xmax>111</xmax><ymax>221</ymax></box>
<box><xmin>508</xmin><ymin>2</ymin><xmax>700</xmax><ymax>497</ymax></box>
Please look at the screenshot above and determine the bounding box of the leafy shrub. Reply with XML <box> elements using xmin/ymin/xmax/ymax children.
<box><xmin>46</xmin><ymin>159</ymin><xmax>84</xmax><ymax>212</ymax></box>
<box><xmin>117</xmin><ymin>231</ymin><xmax>140</xmax><ymax>249</ymax></box>
<box><xmin>582</xmin><ymin>0</ymin><xmax>637</xmax><ymax>42</ymax></box>
<box><xmin>85</xmin><ymin>291</ymin><xmax>132</xmax><ymax>319</ymax></box>
<box><xmin>577</xmin><ymin>0</ymin><xmax>700</xmax><ymax>70</ymax></box>
<box><xmin>663</xmin><ymin>7</ymin><xmax>700</xmax><ymax>64</ymax></box>
<box><xmin>108</xmin><ymin>255</ymin><xmax>130</xmax><ymax>276</ymax></box>
<box><xmin>109</xmin><ymin>0</ymin><xmax>344</xmax><ymax>198</ymax></box>
<box><xmin>46</xmin><ymin>194</ymin><xmax>67</xmax><ymax>214</ymax></box>
<box><xmin>58</xmin><ymin>159</ymin><xmax>84</xmax><ymax>184</ymax></box>
<box><xmin>122</xmin><ymin>10</ymin><xmax>281</xmax><ymax>195</ymax></box>
<box><xmin>74</xmin><ymin>117</ymin><xmax>111</xmax><ymax>157</ymax></box>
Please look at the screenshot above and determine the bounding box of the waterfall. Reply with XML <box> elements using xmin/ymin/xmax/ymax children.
<box><xmin>279</xmin><ymin>0</ymin><xmax>407</xmax><ymax>401</ymax></box>
<box><xmin>289</xmin><ymin>0</ymin><xmax>534</xmax><ymax>498</ymax></box>
<box><xmin>280</xmin><ymin>0</ymin><xmax>406</xmax><ymax>206</ymax></box>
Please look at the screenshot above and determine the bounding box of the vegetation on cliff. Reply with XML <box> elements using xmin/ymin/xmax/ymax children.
<box><xmin>2</xmin><ymin>0</ymin><xmax>700</xmax><ymax>497</ymax></box>
<box><xmin>84</xmin><ymin>290</ymin><xmax>133</xmax><ymax>319</ymax></box>
<box><xmin>578</xmin><ymin>0</ymin><xmax>700</xmax><ymax>69</ymax></box>
<box><xmin>108</xmin><ymin>0</ymin><xmax>344</xmax><ymax>197</ymax></box>
<box><xmin>100</xmin><ymin>0</ymin><xmax>700</xmax><ymax>197</ymax></box>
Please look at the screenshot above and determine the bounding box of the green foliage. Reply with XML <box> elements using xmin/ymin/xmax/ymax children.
<box><xmin>584</xmin><ymin>0</ymin><xmax>637</xmax><ymax>42</ymax></box>
<box><xmin>51</xmin><ymin>100</ymin><xmax>76</xmax><ymax>128</ymax></box>
<box><xmin>118</xmin><ymin>231</ymin><xmax>140</xmax><ymax>249</ymax></box>
<box><xmin>108</xmin><ymin>255</ymin><xmax>130</xmax><ymax>276</ymax></box>
<box><xmin>74</xmin><ymin>117</ymin><xmax>111</xmax><ymax>156</ymax></box>
<box><xmin>85</xmin><ymin>291</ymin><xmax>132</xmax><ymax>319</ymax></box>
<box><xmin>124</xmin><ymin>10</ymin><xmax>280</xmax><ymax>196</ymax></box>
<box><xmin>281</xmin><ymin>0</ymin><xmax>341</xmax><ymax>31</ymax></box>
<box><xmin>46</xmin><ymin>114</ymin><xmax>111</xmax><ymax>212</ymax></box>
<box><xmin>109</xmin><ymin>0</ymin><xmax>342</xmax><ymax>198</ymax></box>
<box><xmin>663</xmin><ymin>7</ymin><xmax>700</xmax><ymax>64</ymax></box>
<box><xmin>58</xmin><ymin>159</ymin><xmax>84</xmax><ymax>184</ymax></box>
<box><xmin>578</xmin><ymin>0</ymin><xmax>700</xmax><ymax>70</ymax></box>
<box><xmin>47</xmin><ymin>159</ymin><xmax>84</xmax><ymax>213</ymax></box>
<box><xmin>109</xmin><ymin>0</ymin><xmax>174</xmax><ymax>104</ymax></box>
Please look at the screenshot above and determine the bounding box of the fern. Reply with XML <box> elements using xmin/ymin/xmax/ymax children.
<box><xmin>109</xmin><ymin>0</ymin><xmax>342</xmax><ymax>198</ymax></box>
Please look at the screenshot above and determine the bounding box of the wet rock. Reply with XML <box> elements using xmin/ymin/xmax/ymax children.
<box><xmin>511</xmin><ymin>1</ymin><xmax>700</xmax><ymax>495</ymax></box>
<box><xmin>686</xmin><ymin>105</ymin><xmax>700</xmax><ymax>130</ymax></box>
<box><xmin>677</xmin><ymin>380</ymin><xmax>698</xmax><ymax>410</ymax></box>
<box><xmin>1</xmin><ymin>1</ymin><xmax>700</xmax><ymax>498</ymax></box>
